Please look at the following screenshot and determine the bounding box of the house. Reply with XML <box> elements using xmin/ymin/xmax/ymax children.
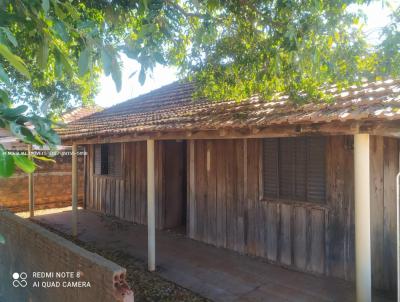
<box><xmin>0</xmin><ymin>106</ymin><xmax>102</xmax><ymax>212</ymax></box>
<box><xmin>59</xmin><ymin>79</ymin><xmax>400</xmax><ymax>301</ymax></box>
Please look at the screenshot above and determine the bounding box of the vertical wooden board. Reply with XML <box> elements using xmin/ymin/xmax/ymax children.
<box><xmin>195</xmin><ymin>140</ymin><xmax>205</xmax><ymax>241</ymax></box>
<box><xmin>309</xmin><ymin>209</ymin><xmax>325</xmax><ymax>274</ymax></box>
<box><xmin>216</xmin><ymin>140</ymin><xmax>227</xmax><ymax>247</ymax></box>
<box><xmin>135</xmin><ymin>142</ymin><xmax>142</xmax><ymax>224</ymax></box>
<box><xmin>129</xmin><ymin>142</ymin><xmax>135</xmax><ymax>222</ymax></box>
<box><xmin>279</xmin><ymin>203</ymin><xmax>292</xmax><ymax>266</ymax></box>
<box><xmin>325</xmin><ymin>136</ymin><xmax>347</xmax><ymax>279</ymax></box>
<box><xmin>226</xmin><ymin>140</ymin><xmax>236</xmax><ymax>250</ymax></box>
<box><xmin>383</xmin><ymin>137</ymin><xmax>398</xmax><ymax>291</ymax></box>
<box><xmin>111</xmin><ymin>179</ymin><xmax>116</xmax><ymax>216</ymax></box>
<box><xmin>255</xmin><ymin>140</ymin><xmax>265</xmax><ymax>257</ymax></box>
<box><xmin>188</xmin><ymin>140</ymin><xmax>196</xmax><ymax>238</ymax></box>
<box><xmin>207</xmin><ymin>141</ymin><xmax>217</xmax><ymax>246</ymax></box>
<box><xmin>141</xmin><ymin>141</ymin><xmax>148</xmax><ymax>225</ymax></box>
<box><xmin>246</xmin><ymin>139</ymin><xmax>258</xmax><ymax>255</ymax></box>
<box><xmin>293</xmin><ymin>206</ymin><xmax>307</xmax><ymax>271</ymax></box>
<box><xmin>154</xmin><ymin>141</ymin><xmax>161</xmax><ymax>228</ymax></box>
<box><xmin>266</xmin><ymin>202</ymin><xmax>278</xmax><ymax>262</ymax></box>
<box><xmin>107</xmin><ymin>179</ymin><xmax>111</xmax><ymax>215</ymax></box>
<box><xmin>154</xmin><ymin>141</ymin><xmax>160</xmax><ymax>227</ymax></box>
<box><xmin>119</xmin><ymin>179</ymin><xmax>126</xmax><ymax>219</ymax></box>
<box><xmin>343</xmin><ymin>136</ymin><xmax>355</xmax><ymax>281</ymax></box>
<box><xmin>235</xmin><ymin>139</ymin><xmax>245</xmax><ymax>254</ymax></box>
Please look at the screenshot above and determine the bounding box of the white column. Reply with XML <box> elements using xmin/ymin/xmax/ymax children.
<box><xmin>354</xmin><ymin>134</ymin><xmax>371</xmax><ymax>302</ymax></box>
<box><xmin>72</xmin><ymin>144</ymin><xmax>78</xmax><ymax>236</ymax></box>
<box><xmin>28</xmin><ymin>145</ymin><xmax>34</xmax><ymax>218</ymax></box>
<box><xmin>147</xmin><ymin>139</ymin><xmax>156</xmax><ymax>271</ymax></box>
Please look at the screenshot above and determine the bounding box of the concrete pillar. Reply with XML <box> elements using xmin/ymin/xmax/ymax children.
<box><xmin>72</xmin><ymin>144</ymin><xmax>78</xmax><ymax>236</ymax></box>
<box><xmin>147</xmin><ymin>139</ymin><xmax>156</xmax><ymax>271</ymax></box>
<box><xmin>354</xmin><ymin>133</ymin><xmax>371</xmax><ymax>302</ymax></box>
<box><xmin>28</xmin><ymin>145</ymin><xmax>34</xmax><ymax>218</ymax></box>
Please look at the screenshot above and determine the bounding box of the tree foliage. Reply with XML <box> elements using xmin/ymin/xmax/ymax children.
<box><xmin>0</xmin><ymin>0</ymin><xmax>399</xmax><ymax>176</ymax></box>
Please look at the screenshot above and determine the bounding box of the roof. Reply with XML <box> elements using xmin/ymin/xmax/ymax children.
<box><xmin>58</xmin><ymin>79</ymin><xmax>400</xmax><ymax>140</ymax></box>
<box><xmin>61</xmin><ymin>105</ymin><xmax>103</xmax><ymax>124</ymax></box>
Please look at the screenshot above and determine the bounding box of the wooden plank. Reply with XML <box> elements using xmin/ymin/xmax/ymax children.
<box><xmin>141</xmin><ymin>141</ymin><xmax>148</xmax><ymax>225</ymax></box>
<box><xmin>189</xmin><ymin>140</ymin><xmax>196</xmax><ymax>238</ymax></box>
<box><xmin>246</xmin><ymin>139</ymin><xmax>258</xmax><ymax>255</ymax></box>
<box><xmin>343</xmin><ymin>136</ymin><xmax>355</xmax><ymax>281</ymax></box>
<box><xmin>279</xmin><ymin>203</ymin><xmax>292</xmax><ymax>266</ymax></box>
<box><xmin>309</xmin><ymin>209</ymin><xmax>325</xmax><ymax>274</ymax></box>
<box><xmin>326</xmin><ymin>136</ymin><xmax>347</xmax><ymax>279</ymax></box>
<box><xmin>226</xmin><ymin>139</ymin><xmax>236</xmax><ymax>250</ymax></box>
<box><xmin>236</xmin><ymin>139</ymin><xmax>245</xmax><ymax>254</ymax></box>
<box><xmin>207</xmin><ymin>141</ymin><xmax>217</xmax><ymax>245</ymax></box>
<box><xmin>383</xmin><ymin>137</ymin><xmax>398</xmax><ymax>291</ymax></box>
<box><xmin>135</xmin><ymin>142</ymin><xmax>142</xmax><ymax>224</ymax></box>
<box><xmin>293</xmin><ymin>206</ymin><xmax>307</xmax><ymax>271</ymax></box>
<box><xmin>266</xmin><ymin>202</ymin><xmax>278</xmax><ymax>262</ymax></box>
<box><xmin>216</xmin><ymin>140</ymin><xmax>227</xmax><ymax>247</ymax></box>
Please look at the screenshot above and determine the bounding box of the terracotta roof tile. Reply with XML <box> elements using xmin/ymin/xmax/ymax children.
<box><xmin>58</xmin><ymin>79</ymin><xmax>400</xmax><ymax>139</ymax></box>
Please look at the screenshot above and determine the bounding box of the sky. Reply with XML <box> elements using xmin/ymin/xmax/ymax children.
<box><xmin>94</xmin><ymin>1</ymin><xmax>398</xmax><ymax>108</ymax></box>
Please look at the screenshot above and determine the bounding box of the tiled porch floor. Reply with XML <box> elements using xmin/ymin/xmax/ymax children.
<box><xmin>32</xmin><ymin>209</ymin><xmax>394</xmax><ymax>302</ymax></box>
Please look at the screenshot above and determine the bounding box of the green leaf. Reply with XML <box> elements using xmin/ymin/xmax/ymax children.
<box><xmin>0</xmin><ymin>44</ymin><xmax>30</xmax><ymax>78</ymax></box>
<box><xmin>78</xmin><ymin>48</ymin><xmax>90</xmax><ymax>77</ymax></box>
<box><xmin>1</xmin><ymin>105</ymin><xmax>28</xmax><ymax>118</ymax></box>
<box><xmin>33</xmin><ymin>155</ymin><xmax>56</xmax><ymax>163</ymax></box>
<box><xmin>37</xmin><ymin>36</ymin><xmax>49</xmax><ymax>70</ymax></box>
<box><xmin>53</xmin><ymin>21</ymin><xmax>70</xmax><ymax>42</ymax></box>
<box><xmin>138</xmin><ymin>67</ymin><xmax>146</xmax><ymax>85</ymax></box>
<box><xmin>0</xmin><ymin>27</ymin><xmax>18</xmax><ymax>47</ymax></box>
<box><xmin>111</xmin><ymin>62</ymin><xmax>122</xmax><ymax>92</ymax></box>
<box><xmin>0</xmin><ymin>148</ymin><xmax>14</xmax><ymax>177</ymax></box>
<box><xmin>42</xmin><ymin>0</ymin><xmax>50</xmax><ymax>14</ymax></box>
<box><xmin>13</xmin><ymin>155</ymin><xmax>36</xmax><ymax>174</ymax></box>
<box><xmin>0</xmin><ymin>233</ymin><xmax>5</xmax><ymax>244</ymax></box>
<box><xmin>101</xmin><ymin>47</ymin><xmax>113</xmax><ymax>76</ymax></box>
<box><xmin>0</xmin><ymin>63</ymin><xmax>10</xmax><ymax>86</ymax></box>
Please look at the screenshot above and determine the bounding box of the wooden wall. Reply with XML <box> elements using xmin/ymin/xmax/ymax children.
<box><xmin>84</xmin><ymin>135</ymin><xmax>398</xmax><ymax>293</ymax></box>
<box><xmin>86</xmin><ymin>141</ymin><xmax>166</xmax><ymax>229</ymax></box>
<box><xmin>187</xmin><ymin>136</ymin><xmax>398</xmax><ymax>292</ymax></box>
<box><xmin>371</xmin><ymin>136</ymin><xmax>398</xmax><ymax>292</ymax></box>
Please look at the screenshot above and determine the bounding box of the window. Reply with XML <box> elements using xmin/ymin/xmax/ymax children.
<box><xmin>262</xmin><ymin>137</ymin><xmax>326</xmax><ymax>203</ymax></box>
<box><xmin>94</xmin><ymin>143</ymin><xmax>122</xmax><ymax>176</ymax></box>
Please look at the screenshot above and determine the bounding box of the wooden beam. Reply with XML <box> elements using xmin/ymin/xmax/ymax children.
<box><xmin>28</xmin><ymin>144</ymin><xmax>34</xmax><ymax>218</ymax></box>
<box><xmin>188</xmin><ymin>140</ymin><xmax>196</xmax><ymax>239</ymax></box>
<box><xmin>354</xmin><ymin>134</ymin><xmax>371</xmax><ymax>302</ymax></box>
<box><xmin>147</xmin><ymin>139</ymin><xmax>156</xmax><ymax>271</ymax></box>
<box><xmin>72</xmin><ymin>143</ymin><xmax>78</xmax><ymax>236</ymax></box>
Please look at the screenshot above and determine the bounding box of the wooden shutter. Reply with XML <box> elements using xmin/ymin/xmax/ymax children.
<box><xmin>306</xmin><ymin>137</ymin><xmax>326</xmax><ymax>202</ymax></box>
<box><xmin>108</xmin><ymin>144</ymin><xmax>122</xmax><ymax>176</ymax></box>
<box><xmin>263</xmin><ymin>139</ymin><xmax>279</xmax><ymax>198</ymax></box>
<box><xmin>101</xmin><ymin>144</ymin><xmax>109</xmax><ymax>175</ymax></box>
<box><xmin>294</xmin><ymin>137</ymin><xmax>307</xmax><ymax>200</ymax></box>
<box><xmin>279</xmin><ymin>138</ymin><xmax>295</xmax><ymax>199</ymax></box>
<box><xmin>94</xmin><ymin>145</ymin><xmax>102</xmax><ymax>175</ymax></box>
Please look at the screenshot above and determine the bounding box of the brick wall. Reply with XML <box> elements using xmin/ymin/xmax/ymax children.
<box><xmin>0</xmin><ymin>210</ymin><xmax>133</xmax><ymax>302</ymax></box>
<box><xmin>0</xmin><ymin>154</ymin><xmax>85</xmax><ymax>211</ymax></box>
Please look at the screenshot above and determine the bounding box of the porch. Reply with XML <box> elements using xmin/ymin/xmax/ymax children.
<box><xmin>32</xmin><ymin>209</ymin><xmax>394</xmax><ymax>302</ymax></box>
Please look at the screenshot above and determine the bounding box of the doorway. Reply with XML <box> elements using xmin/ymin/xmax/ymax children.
<box><xmin>163</xmin><ymin>140</ymin><xmax>187</xmax><ymax>233</ymax></box>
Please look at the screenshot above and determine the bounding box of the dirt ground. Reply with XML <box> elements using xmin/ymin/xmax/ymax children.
<box><xmin>34</xmin><ymin>219</ymin><xmax>209</xmax><ymax>302</ymax></box>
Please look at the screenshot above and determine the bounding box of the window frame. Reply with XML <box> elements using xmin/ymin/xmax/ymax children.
<box><xmin>260</xmin><ymin>137</ymin><xmax>327</xmax><ymax>205</ymax></box>
<box><xmin>93</xmin><ymin>143</ymin><xmax>123</xmax><ymax>178</ymax></box>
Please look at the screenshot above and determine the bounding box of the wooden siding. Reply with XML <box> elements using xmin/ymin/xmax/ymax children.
<box><xmin>86</xmin><ymin>141</ymin><xmax>165</xmax><ymax>228</ymax></box>
<box><xmin>371</xmin><ymin>136</ymin><xmax>398</xmax><ymax>292</ymax></box>
<box><xmin>187</xmin><ymin>136</ymin><xmax>398</xmax><ymax>292</ymax></box>
<box><xmin>84</xmin><ymin>135</ymin><xmax>398</xmax><ymax>293</ymax></box>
